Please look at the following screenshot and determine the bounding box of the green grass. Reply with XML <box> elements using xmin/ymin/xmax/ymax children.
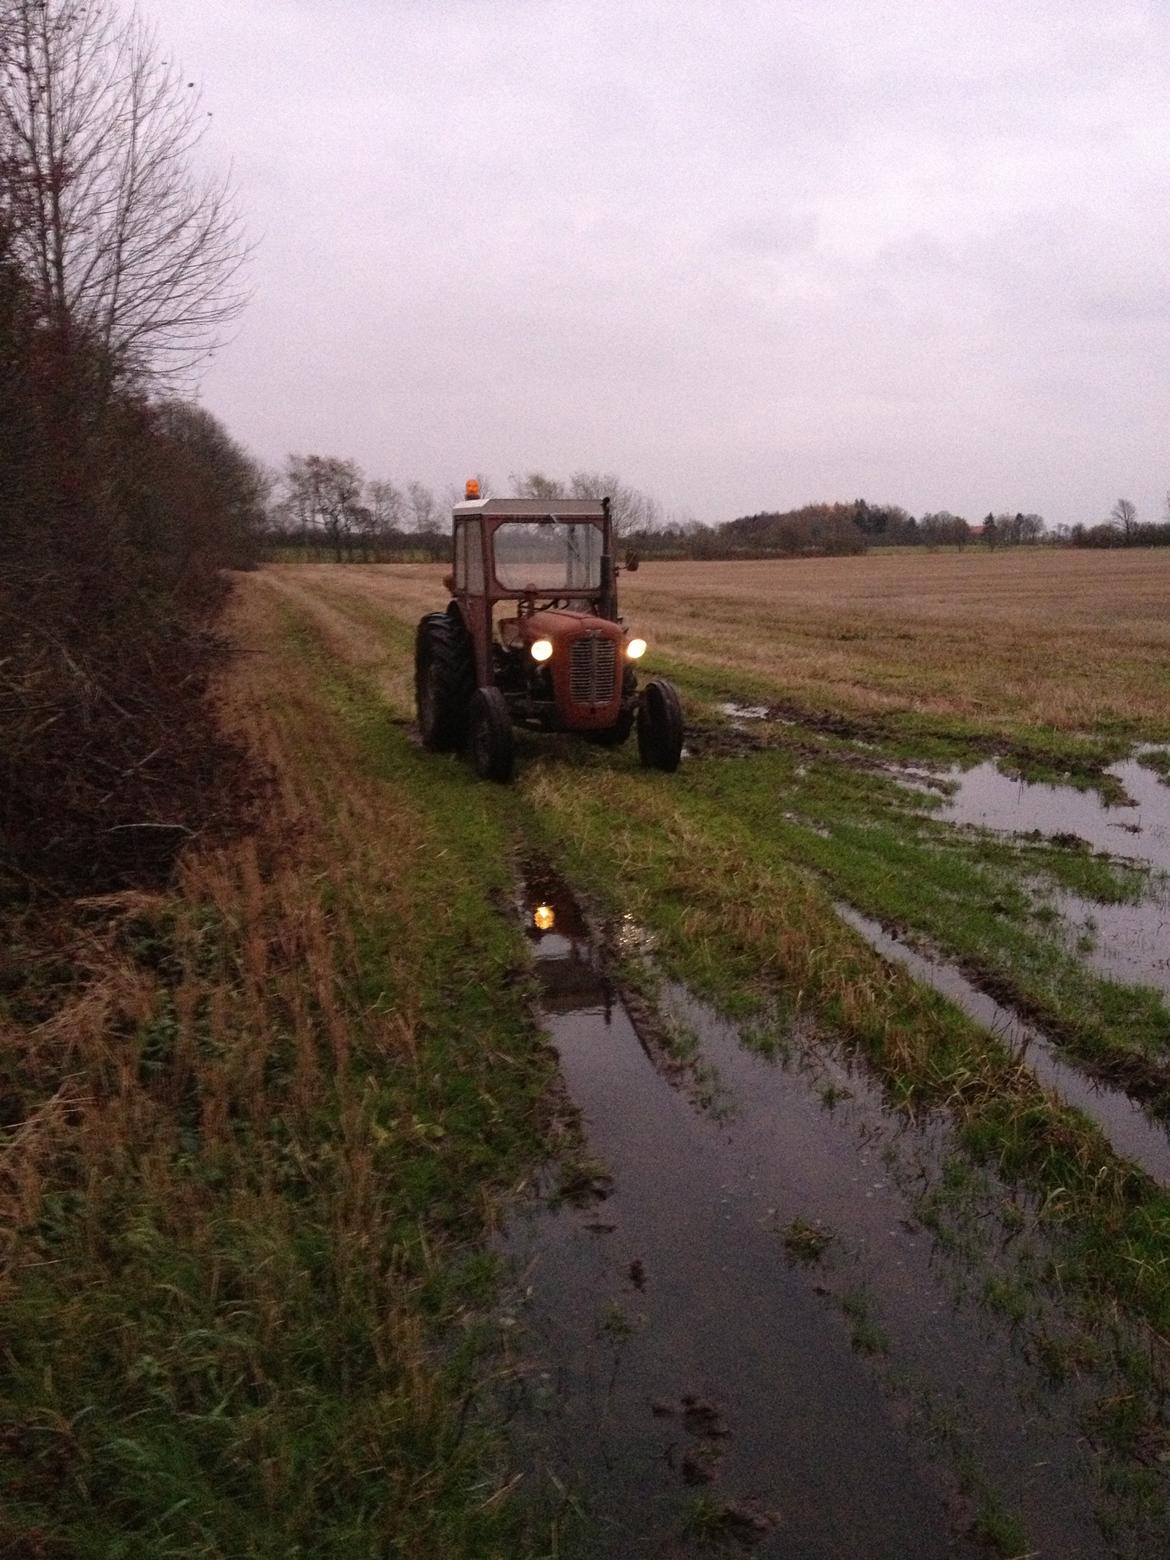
<box><xmin>0</xmin><ymin>606</ymin><xmax>566</xmax><ymax>1557</ymax></box>
<box><xmin>677</xmin><ymin>745</ymin><xmax>1170</xmax><ymax>1086</ymax></box>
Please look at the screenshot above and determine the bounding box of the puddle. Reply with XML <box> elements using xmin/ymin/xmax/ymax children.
<box><xmin>911</xmin><ymin>756</ymin><xmax>1170</xmax><ymax>1016</ymax></box>
<box><xmin>839</xmin><ymin>906</ymin><xmax>1170</xmax><ymax>1186</ymax></box>
<box><xmin>719</xmin><ymin>701</ymin><xmax>772</xmax><ymax>722</ymax></box>
<box><xmin>1052</xmin><ymin>889</ymin><xmax>1170</xmax><ymax>1002</ymax></box>
<box><xmin>938</xmin><ymin>759</ymin><xmax>1170</xmax><ymax>871</ymax></box>
<box><xmin>500</xmin><ymin>866</ymin><xmax>1111</xmax><ymax>1558</ymax></box>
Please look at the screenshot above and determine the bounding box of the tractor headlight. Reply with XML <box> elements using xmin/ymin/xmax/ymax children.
<box><xmin>626</xmin><ymin>637</ymin><xmax>647</xmax><ymax>660</ymax></box>
<box><xmin>530</xmin><ymin>639</ymin><xmax>553</xmax><ymax>662</ymax></box>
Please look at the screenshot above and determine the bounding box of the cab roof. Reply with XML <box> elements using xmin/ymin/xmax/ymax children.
<box><xmin>452</xmin><ymin>497</ymin><xmax>606</xmax><ymax>519</ymax></box>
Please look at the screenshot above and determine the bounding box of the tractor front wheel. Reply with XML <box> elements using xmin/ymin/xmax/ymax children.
<box><xmin>469</xmin><ymin>687</ymin><xmax>515</xmax><ymax>782</ymax></box>
<box><xmin>415</xmin><ymin>612</ymin><xmax>474</xmax><ymax>751</ymax></box>
<box><xmin>637</xmin><ymin>678</ymin><xmax>684</xmax><ymax>772</ymax></box>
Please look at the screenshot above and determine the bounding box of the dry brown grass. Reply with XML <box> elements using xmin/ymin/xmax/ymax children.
<box><xmin>263</xmin><ymin>549</ymin><xmax>1170</xmax><ymax>734</ymax></box>
<box><xmin>618</xmin><ymin>549</ymin><xmax>1170</xmax><ymax>730</ymax></box>
<box><xmin>0</xmin><ymin>572</ymin><xmax>556</xmax><ymax>1553</ymax></box>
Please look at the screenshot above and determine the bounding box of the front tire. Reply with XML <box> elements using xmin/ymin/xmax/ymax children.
<box><xmin>637</xmin><ymin>678</ymin><xmax>684</xmax><ymax>772</ymax></box>
<box><xmin>469</xmin><ymin>687</ymin><xmax>515</xmax><ymax>782</ymax></box>
<box><xmin>415</xmin><ymin>612</ymin><xmax>474</xmax><ymax>751</ymax></box>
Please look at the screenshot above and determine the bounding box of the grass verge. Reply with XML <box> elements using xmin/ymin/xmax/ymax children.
<box><xmin>0</xmin><ymin>584</ymin><xmax>564</xmax><ymax>1557</ymax></box>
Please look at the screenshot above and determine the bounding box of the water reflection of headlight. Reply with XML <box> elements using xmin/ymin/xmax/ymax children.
<box><xmin>533</xmin><ymin>904</ymin><xmax>556</xmax><ymax>932</ymax></box>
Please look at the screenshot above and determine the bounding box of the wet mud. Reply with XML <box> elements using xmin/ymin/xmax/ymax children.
<box><xmin>839</xmin><ymin>906</ymin><xmax>1170</xmax><ymax>1186</ymax></box>
<box><xmin>500</xmin><ymin>867</ymin><xmax>1113</xmax><ymax>1558</ymax></box>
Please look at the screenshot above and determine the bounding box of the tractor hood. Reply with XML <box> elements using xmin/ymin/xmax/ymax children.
<box><xmin>500</xmin><ymin>609</ymin><xmax>629</xmax><ymax>730</ymax></box>
<box><xmin>513</xmin><ymin>609</ymin><xmax>623</xmax><ymax>645</ymax></box>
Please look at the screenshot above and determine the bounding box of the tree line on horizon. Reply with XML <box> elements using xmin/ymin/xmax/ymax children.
<box><xmin>262</xmin><ymin>463</ymin><xmax>1170</xmax><ymax>562</ymax></box>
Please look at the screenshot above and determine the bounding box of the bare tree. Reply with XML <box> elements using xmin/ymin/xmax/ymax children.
<box><xmin>569</xmin><ymin>470</ymin><xmax>662</xmax><ymax>539</ymax></box>
<box><xmin>367</xmin><ymin>478</ymin><xmax>403</xmax><ymax>532</ymax></box>
<box><xmin>363</xmin><ymin>477</ymin><xmax>404</xmax><ymax>557</ymax></box>
<box><xmin>0</xmin><ymin>0</ymin><xmax>247</xmax><ymax>388</ymax></box>
<box><xmin>283</xmin><ymin>454</ymin><xmax>364</xmax><ymax>562</ymax></box>
<box><xmin>1110</xmin><ymin>498</ymin><xmax>1137</xmax><ymax>541</ymax></box>
<box><xmin>406</xmin><ymin>480</ymin><xmax>438</xmax><ymax>533</ymax></box>
<box><xmin>511</xmin><ymin>471</ymin><xmax>566</xmax><ymax>501</ymax></box>
<box><xmin>920</xmin><ymin>511</ymin><xmax>971</xmax><ymax>548</ymax></box>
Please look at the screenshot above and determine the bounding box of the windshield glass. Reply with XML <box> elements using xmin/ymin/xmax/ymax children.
<box><xmin>493</xmin><ymin>520</ymin><xmax>603</xmax><ymax>592</ymax></box>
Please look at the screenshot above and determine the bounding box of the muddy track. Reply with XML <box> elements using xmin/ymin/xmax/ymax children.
<box><xmin>707</xmin><ymin>691</ymin><xmax>1127</xmax><ymax>790</ymax></box>
<box><xmin>961</xmin><ymin>957</ymin><xmax>1170</xmax><ymax>1119</ymax></box>
<box><xmin>502</xmin><ymin>866</ymin><xmax>1127</xmax><ymax>1558</ymax></box>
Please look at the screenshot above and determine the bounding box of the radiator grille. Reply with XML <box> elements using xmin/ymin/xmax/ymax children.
<box><xmin>569</xmin><ymin>636</ymin><xmax>616</xmax><ymax>704</ymax></box>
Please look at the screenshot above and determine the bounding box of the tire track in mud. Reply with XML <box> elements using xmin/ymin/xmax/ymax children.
<box><xmin>499</xmin><ymin>865</ymin><xmax>1115</xmax><ymax>1559</ymax></box>
<box><xmin>840</xmin><ymin>907</ymin><xmax>1170</xmax><ymax>1186</ymax></box>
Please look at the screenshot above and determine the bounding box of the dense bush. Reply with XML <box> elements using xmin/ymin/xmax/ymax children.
<box><xmin>0</xmin><ymin>226</ymin><xmax>262</xmax><ymax>898</ymax></box>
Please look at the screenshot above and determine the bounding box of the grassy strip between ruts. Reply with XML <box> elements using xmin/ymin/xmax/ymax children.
<box><xmin>521</xmin><ymin>761</ymin><xmax>1170</xmax><ymax>1338</ymax></box>
<box><xmin>0</xmin><ymin>585</ymin><xmax>562</xmax><ymax>1557</ymax></box>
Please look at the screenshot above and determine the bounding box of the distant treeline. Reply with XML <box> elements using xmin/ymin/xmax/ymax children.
<box><xmin>261</xmin><ymin>462</ymin><xmax>1170</xmax><ymax>564</ymax></box>
<box><xmin>260</xmin><ymin>464</ymin><xmax>662</xmax><ymax>563</ymax></box>
<box><xmin>1068</xmin><ymin>521</ymin><xmax>1170</xmax><ymax>549</ymax></box>
<box><xmin>625</xmin><ymin>503</ymin><xmax>1046</xmax><ymax>560</ymax></box>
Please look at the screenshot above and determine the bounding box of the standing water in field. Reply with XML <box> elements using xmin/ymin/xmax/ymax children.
<box><xmin>499</xmin><ymin>865</ymin><xmax>1110</xmax><ymax>1558</ymax></box>
<box><xmin>934</xmin><ymin>757</ymin><xmax>1170</xmax><ymax>1003</ymax></box>
<box><xmin>939</xmin><ymin>757</ymin><xmax>1170</xmax><ymax>870</ymax></box>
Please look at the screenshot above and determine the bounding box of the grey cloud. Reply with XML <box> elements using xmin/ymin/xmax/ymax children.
<box><xmin>154</xmin><ymin>0</ymin><xmax>1170</xmax><ymax>527</ymax></box>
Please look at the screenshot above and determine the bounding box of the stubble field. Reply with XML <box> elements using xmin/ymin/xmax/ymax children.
<box><xmin>5</xmin><ymin>546</ymin><xmax>1170</xmax><ymax>1557</ymax></box>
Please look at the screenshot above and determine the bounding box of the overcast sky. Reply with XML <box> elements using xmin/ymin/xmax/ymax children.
<box><xmin>154</xmin><ymin>0</ymin><xmax>1169</xmax><ymax>528</ymax></box>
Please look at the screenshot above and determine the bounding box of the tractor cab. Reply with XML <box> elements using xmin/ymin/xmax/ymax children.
<box><xmin>415</xmin><ymin>483</ymin><xmax>682</xmax><ymax>781</ymax></box>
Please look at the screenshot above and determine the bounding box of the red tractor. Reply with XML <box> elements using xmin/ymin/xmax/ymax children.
<box><xmin>414</xmin><ymin>484</ymin><xmax>683</xmax><ymax>781</ymax></box>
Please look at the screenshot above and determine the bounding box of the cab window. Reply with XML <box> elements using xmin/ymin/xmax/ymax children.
<box><xmin>464</xmin><ymin>521</ymin><xmax>485</xmax><ymax>593</ymax></box>
<box><xmin>454</xmin><ymin>524</ymin><xmax>467</xmax><ymax>590</ymax></box>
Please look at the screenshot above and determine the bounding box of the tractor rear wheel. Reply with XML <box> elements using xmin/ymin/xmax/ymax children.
<box><xmin>469</xmin><ymin>687</ymin><xmax>514</xmax><ymax>782</ymax></box>
<box><xmin>415</xmin><ymin>612</ymin><xmax>474</xmax><ymax>751</ymax></box>
<box><xmin>637</xmin><ymin>678</ymin><xmax>684</xmax><ymax>772</ymax></box>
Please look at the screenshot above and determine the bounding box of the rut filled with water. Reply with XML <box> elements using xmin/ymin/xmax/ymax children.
<box><xmin>500</xmin><ymin>864</ymin><xmax>1112</xmax><ymax>1558</ymax></box>
<box><xmin>838</xmin><ymin>906</ymin><xmax>1170</xmax><ymax>1186</ymax></box>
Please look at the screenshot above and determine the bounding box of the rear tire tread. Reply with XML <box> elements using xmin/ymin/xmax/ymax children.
<box><xmin>470</xmin><ymin>687</ymin><xmax>514</xmax><ymax>782</ymax></box>
<box><xmin>415</xmin><ymin>611</ymin><xmax>474</xmax><ymax>751</ymax></box>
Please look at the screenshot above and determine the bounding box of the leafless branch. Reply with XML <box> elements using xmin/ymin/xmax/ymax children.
<box><xmin>0</xmin><ymin>0</ymin><xmax>249</xmax><ymax>389</ymax></box>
